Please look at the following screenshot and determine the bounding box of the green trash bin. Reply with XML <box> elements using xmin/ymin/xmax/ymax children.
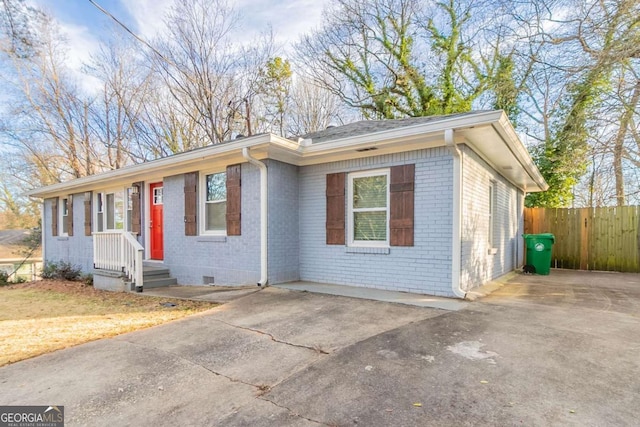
<box><xmin>522</xmin><ymin>233</ymin><xmax>555</xmax><ymax>275</ymax></box>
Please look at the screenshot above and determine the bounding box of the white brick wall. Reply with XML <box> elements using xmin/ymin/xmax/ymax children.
<box><xmin>44</xmin><ymin>194</ymin><xmax>94</xmax><ymax>272</ymax></box>
<box><xmin>42</xmin><ymin>143</ymin><xmax>526</xmax><ymax>294</ymax></box>
<box><xmin>43</xmin><ymin>162</ymin><xmax>300</xmax><ymax>286</ymax></box>
<box><xmin>460</xmin><ymin>145</ymin><xmax>524</xmax><ymax>289</ymax></box>
<box><xmin>298</xmin><ymin>147</ymin><xmax>455</xmax><ymax>296</ymax></box>
<box><xmin>267</xmin><ymin>160</ymin><xmax>300</xmax><ymax>283</ymax></box>
<box><xmin>163</xmin><ymin>163</ymin><xmax>261</xmax><ymax>285</ymax></box>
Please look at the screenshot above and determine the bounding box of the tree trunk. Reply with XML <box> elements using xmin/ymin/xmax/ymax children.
<box><xmin>613</xmin><ymin>79</ymin><xmax>640</xmax><ymax>206</ymax></box>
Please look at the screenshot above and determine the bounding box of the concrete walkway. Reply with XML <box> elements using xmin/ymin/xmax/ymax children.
<box><xmin>141</xmin><ymin>285</ymin><xmax>262</xmax><ymax>303</ymax></box>
<box><xmin>141</xmin><ymin>281</ymin><xmax>468</xmax><ymax>311</ymax></box>
<box><xmin>275</xmin><ymin>281</ymin><xmax>468</xmax><ymax>311</ymax></box>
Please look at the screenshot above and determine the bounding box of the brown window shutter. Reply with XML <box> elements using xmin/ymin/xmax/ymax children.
<box><xmin>326</xmin><ymin>172</ymin><xmax>346</xmax><ymax>245</ymax></box>
<box><xmin>390</xmin><ymin>164</ymin><xmax>415</xmax><ymax>246</ymax></box>
<box><xmin>226</xmin><ymin>164</ymin><xmax>242</xmax><ymax>236</ymax></box>
<box><xmin>131</xmin><ymin>183</ymin><xmax>142</xmax><ymax>235</ymax></box>
<box><xmin>51</xmin><ymin>198</ymin><xmax>58</xmax><ymax>237</ymax></box>
<box><xmin>84</xmin><ymin>192</ymin><xmax>92</xmax><ymax>236</ymax></box>
<box><xmin>66</xmin><ymin>195</ymin><xmax>74</xmax><ymax>236</ymax></box>
<box><xmin>184</xmin><ymin>172</ymin><xmax>198</xmax><ymax>236</ymax></box>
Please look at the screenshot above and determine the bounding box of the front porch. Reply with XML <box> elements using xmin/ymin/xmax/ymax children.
<box><xmin>92</xmin><ymin>263</ymin><xmax>178</xmax><ymax>293</ymax></box>
<box><xmin>92</xmin><ymin>231</ymin><xmax>176</xmax><ymax>292</ymax></box>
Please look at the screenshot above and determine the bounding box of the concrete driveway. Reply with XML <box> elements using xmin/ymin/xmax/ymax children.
<box><xmin>1</xmin><ymin>270</ymin><xmax>639</xmax><ymax>426</ymax></box>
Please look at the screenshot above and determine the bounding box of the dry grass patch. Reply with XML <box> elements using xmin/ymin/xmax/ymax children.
<box><xmin>0</xmin><ymin>280</ymin><xmax>216</xmax><ymax>366</ymax></box>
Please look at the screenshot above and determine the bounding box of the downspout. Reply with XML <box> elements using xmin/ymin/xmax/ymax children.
<box><xmin>38</xmin><ymin>198</ymin><xmax>45</xmax><ymax>267</ymax></box>
<box><xmin>444</xmin><ymin>129</ymin><xmax>466</xmax><ymax>299</ymax></box>
<box><xmin>242</xmin><ymin>147</ymin><xmax>268</xmax><ymax>286</ymax></box>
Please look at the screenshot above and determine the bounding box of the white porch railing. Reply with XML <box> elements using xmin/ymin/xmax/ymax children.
<box><xmin>93</xmin><ymin>231</ymin><xmax>144</xmax><ymax>289</ymax></box>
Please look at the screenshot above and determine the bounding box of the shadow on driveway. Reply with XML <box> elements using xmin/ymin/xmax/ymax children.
<box><xmin>484</xmin><ymin>268</ymin><xmax>640</xmax><ymax>315</ymax></box>
<box><xmin>1</xmin><ymin>270</ymin><xmax>638</xmax><ymax>426</ymax></box>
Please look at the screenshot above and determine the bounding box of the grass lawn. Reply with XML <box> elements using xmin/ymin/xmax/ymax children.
<box><xmin>0</xmin><ymin>280</ymin><xmax>216</xmax><ymax>366</ymax></box>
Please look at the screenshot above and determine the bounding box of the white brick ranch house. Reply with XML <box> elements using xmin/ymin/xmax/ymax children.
<box><xmin>28</xmin><ymin>110</ymin><xmax>547</xmax><ymax>298</ymax></box>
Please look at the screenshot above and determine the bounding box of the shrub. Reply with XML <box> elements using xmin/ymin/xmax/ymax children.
<box><xmin>0</xmin><ymin>271</ymin><xmax>8</xmax><ymax>286</ymax></box>
<box><xmin>40</xmin><ymin>261</ymin><xmax>82</xmax><ymax>281</ymax></box>
<box><xmin>82</xmin><ymin>273</ymin><xmax>94</xmax><ymax>287</ymax></box>
<box><xmin>40</xmin><ymin>261</ymin><xmax>58</xmax><ymax>279</ymax></box>
<box><xmin>0</xmin><ymin>272</ymin><xmax>27</xmax><ymax>286</ymax></box>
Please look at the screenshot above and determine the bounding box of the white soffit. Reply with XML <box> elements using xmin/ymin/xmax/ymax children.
<box><xmin>460</xmin><ymin>125</ymin><xmax>545</xmax><ymax>192</ymax></box>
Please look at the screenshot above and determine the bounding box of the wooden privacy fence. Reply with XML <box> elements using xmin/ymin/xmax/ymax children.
<box><xmin>524</xmin><ymin>206</ymin><xmax>640</xmax><ymax>273</ymax></box>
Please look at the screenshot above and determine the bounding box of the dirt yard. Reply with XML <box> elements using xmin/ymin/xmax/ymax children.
<box><xmin>0</xmin><ymin>280</ymin><xmax>216</xmax><ymax>366</ymax></box>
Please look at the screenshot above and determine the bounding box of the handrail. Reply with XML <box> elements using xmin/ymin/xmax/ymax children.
<box><xmin>122</xmin><ymin>232</ymin><xmax>144</xmax><ymax>291</ymax></box>
<box><xmin>93</xmin><ymin>231</ymin><xmax>144</xmax><ymax>290</ymax></box>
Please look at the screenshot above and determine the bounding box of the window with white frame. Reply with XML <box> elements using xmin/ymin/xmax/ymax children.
<box><xmin>96</xmin><ymin>193</ymin><xmax>104</xmax><ymax>232</ymax></box>
<box><xmin>348</xmin><ymin>169</ymin><xmax>390</xmax><ymax>247</ymax></box>
<box><xmin>95</xmin><ymin>189</ymin><xmax>129</xmax><ymax>231</ymax></box>
<box><xmin>60</xmin><ymin>197</ymin><xmax>69</xmax><ymax>235</ymax></box>
<box><xmin>153</xmin><ymin>187</ymin><xmax>163</xmax><ymax>205</ymax></box>
<box><xmin>126</xmin><ymin>187</ymin><xmax>134</xmax><ymax>231</ymax></box>
<box><xmin>200</xmin><ymin>172</ymin><xmax>227</xmax><ymax>234</ymax></box>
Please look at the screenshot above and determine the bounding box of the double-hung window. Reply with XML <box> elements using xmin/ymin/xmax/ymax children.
<box><xmin>126</xmin><ymin>188</ymin><xmax>134</xmax><ymax>231</ymax></box>
<box><xmin>60</xmin><ymin>197</ymin><xmax>69</xmax><ymax>235</ymax></box>
<box><xmin>348</xmin><ymin>169</ymin><xmax>390</xmax><ymax>247</ymax></box>
<box><xmin>106</xmin><ymin>192</ymin><xmax>124</xmax><ymax>230</ymax></box>
<box><xmin>95</xmin><ymin>189</ymin><xmax>130</xmax><ymax>232</ymax></box>
<box><xmin>96</xmin><ymin>193</ymin><xmax>104</xmax><ymax>232</ymax></box>
<box><xmin>201</xmin><ymin>172</ymin><xmax>227</xmax><ymax>234</ymax></box>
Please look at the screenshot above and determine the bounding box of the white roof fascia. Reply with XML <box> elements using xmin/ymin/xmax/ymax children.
<box><xmin>302</xmin><ymin>110</ymin><xmax>504</xmax><ymax>155</ymax></box>
<box><xmin>492</xmin><ymin>112</ymin><xmax>548</xmax><ymax>191</ymax></box>
<box><xmin>27</xmin><ymin>134</ymin><xmax>276</xmax><ymax>198</ymax></box>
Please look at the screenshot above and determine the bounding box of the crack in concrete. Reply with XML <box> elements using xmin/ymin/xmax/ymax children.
<box><xmin>212</xmin><ymin>318</ymin><xmax>330</xmax><ymax>354</ymax></box>
<box><xmin>118</xmin><ymin>339</ymin><xmax>260</xmax><ymax>389</ymax></box>
<box><xmin>259</xmin><ymin>396</ymin><xmax>332</xmax><ymax>426</ymax></box>
<box><xmin>118</xmin><ymin>339</ymin><xmax>331</xmax><ymax>425</ymax></box>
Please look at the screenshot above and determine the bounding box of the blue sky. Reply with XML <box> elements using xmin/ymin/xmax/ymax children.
<box><xmin>29</xmin><ymin>0</ymin><xmax>328</xmax><ymax>70</ymax></box>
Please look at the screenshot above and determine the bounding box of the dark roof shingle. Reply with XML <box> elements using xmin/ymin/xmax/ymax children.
<box><xmin>299</xmin><ymin>111</ymin><xmax>491</xmax><ymax>144</ymax></box>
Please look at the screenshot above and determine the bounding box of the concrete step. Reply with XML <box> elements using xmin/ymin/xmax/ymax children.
<box><xmin>143</xmin><ymin>277</ymin><xmax>178</xmax><ymax>288</ymax></box>
<box><xmin>143</xmin><ymin>266</ymin><xmax>171</xmax><ymax>278</ymax></box>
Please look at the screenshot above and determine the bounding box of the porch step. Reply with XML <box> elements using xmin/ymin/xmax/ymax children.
<box><xmin>141</xmin><ymin>265</ymin><xmax>177</xmax><ymax>289</ymax></box>
<box><xmin>144</xmin><ymin>277</ymin><xmax>178</xmax><ymax>289</ymax></box>
<box><xmin>143</xmin><ymin>266</ymin><xmax>171</xmax><ymax>278</ymax></box>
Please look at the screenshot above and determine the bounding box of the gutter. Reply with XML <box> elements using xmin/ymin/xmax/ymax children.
<box><xmin>493</xmin><ymin>112</ymin><xmax>548</xmax><ymax>191</ymax></box>
<box><xmin>26</xmin><ymin>134</ymin><xmax>275</xmax><ymax>198</ymax></box>
<box><xmin>444</xmin><ymin>129</ymin><xmax>467</xmax><ymax>299</ymax></box>
<box><xmin>242</xmin><ymin>147</ymin><xmax>268</xmax><ymax>286</ymax></box>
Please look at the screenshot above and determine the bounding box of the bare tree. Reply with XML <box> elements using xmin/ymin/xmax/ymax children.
<box><xmin>288</xmin><ymin>76</ymin><xmax>346</xmax><ymax>135</ymax></box>
<box><xmin>86</xmin><ymin>35</ymin><xmax>156</xmax><ymax>167</ymax></box>
<box><xmin>150</xmin><ymin>0</ymin><xmax>275</xmax><ymax>145</ymax></box>
<box><xmin>511</xmin><ymin>0</ymin><xmax>640</xmax><ymax>207</ymax></box>
<box><xmin>2</xmin><ymin>14</ymin><xmax>101</xmax><ymax>181</ymax></box>
<box><xmin>611</xmin><ymin>68</ymin><xmax>640</xmax><ymax>205</ymax></box>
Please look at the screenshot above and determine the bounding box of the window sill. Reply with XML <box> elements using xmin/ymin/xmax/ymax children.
<box><xmin>56</xmin><ymin>236</ymin><xmax>69</xmax><ymax>241</ymax></box>
<box><xmin>197</xmin><ymin>236</ymin><xmax>227</xmax><ymax>243</ymax></box>
<box><xmin>346</xmin><ymin>246</ymin><xmax>390</xmax><ymax>255</ymax></box>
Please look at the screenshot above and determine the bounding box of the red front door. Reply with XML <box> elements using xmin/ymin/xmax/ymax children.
<box><xmin>149</xmin><ymin>182</ymin><xmax>164</xmax><ymax>260</ymax></box>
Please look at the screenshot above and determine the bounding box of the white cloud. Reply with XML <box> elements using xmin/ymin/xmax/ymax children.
<box><xmin>120</xmin><ymin>0</ymin><xmax>327</xmax><ymax>48</ymax></box>
<box><xmin>23</xmin><ymin>0</ymin><xmax>329</xmax><ymax>93</ymax></box>
<box><xmin>24</xmin><ymin>1</ymin><xmax>103</xmax><ymax>94</ymax></box>
<box><xmin>233</xmin><ymin>0</ymin><xmax>327</xmax><ymax>46</ymax></box>
<box><xmin>119</xmin><ymin>0</ymin><xmax>174</xmax><ymax>40</ymax></box>
<box><xmin>57</xmin><ymin>22</ymin><xmax>100</xmax><ymax>70</ymax></box>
